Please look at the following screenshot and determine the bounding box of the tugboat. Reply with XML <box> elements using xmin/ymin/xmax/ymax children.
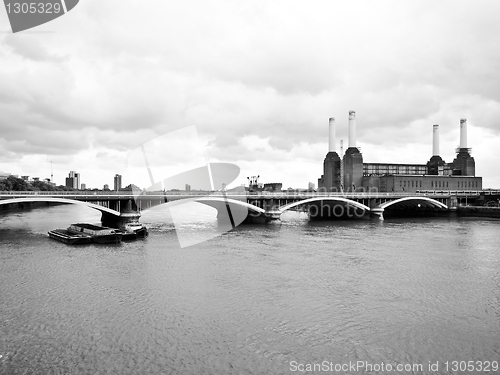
<box><xmin>122</xmin><ymin>221</ymin><xmax>148</xmax><ymax>238</ymax></box>
<box><xmin>48</xmin><ymin>229</ymin><xmax>92</xmax><ymax>245</ymax></box>
<box><xmin>67</xmin><ymin>223</ymin><xmax>122</xmax><ymax>244</ymax></box>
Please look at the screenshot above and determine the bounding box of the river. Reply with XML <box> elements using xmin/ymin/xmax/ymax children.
<box><xmin>1</xmin><ymin>204</ymin><xmax>499</xmax><ymax>374</ymax></box>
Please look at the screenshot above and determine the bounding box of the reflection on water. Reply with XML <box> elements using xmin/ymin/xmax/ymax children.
<box><xmin>1</xmin><ymin>204</ymin><xmax>499</xmax><ymax>374</ymax></box>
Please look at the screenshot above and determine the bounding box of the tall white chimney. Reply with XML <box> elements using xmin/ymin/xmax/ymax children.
<box><xmin>328</xmin><ymin>117</ymin><xmax>336</xmax><ymax>152</ymax></box>
<box><xmin>348</xmin><ymin>110</ymin><xmax>356</xmax><ymax>148</ymax></box>
<box><xmin>432</xmin><ymin>124</ymin><xmax>440</xmax><ymax>156</ymax></box>
<box><xmin>460</xmin><ymin>118</ymin><xmax>467</xmax><ymax>149</ymax></box>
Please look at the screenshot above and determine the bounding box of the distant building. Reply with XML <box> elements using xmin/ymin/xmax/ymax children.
<box><xmin>65</xmin><ymin>171</ymin><xmax>80</xmax><ymax>189</ymax></box>
<box><xmin>81</xmin><ymin>183</ymin><xmax>87</xmax><ymax>190</ymax></box>
<box><xmin>114</xmin><ymin>174</ymin><xmax>122</xmax><ymax>191</ymax></box>
<box><xmin>308</xmin><ymin>182</ymin><xmax>315</xmax><ymax>190</ymax></box>
<box><xmin>103</xmin><ymin>184</ymin><xmax>110</xmax><ymax>190</ymax></box>
<box><xmin>319</xmin><ymin>113</ymin><xmax>482</xmax><ymax>192</ymax></box>
<box><xmin>361</xmin><ymin>175</ymin><xmax>481</xmax><ymax>193</ymax></box>
<box><xmin>185</xmin><ymin>184</ymin><xmax>191</xmax><ymax>192</ymax></box>
<box><xmin>263</xmin><ymin>183</ymin><xmax>282</xmax><ymax>192</ymax></box>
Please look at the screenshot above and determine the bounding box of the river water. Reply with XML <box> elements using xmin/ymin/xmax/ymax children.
<box><xmin>0</xmin><ymin>204</ymin><xmax>499</xmax><ymax>374</ymax></box>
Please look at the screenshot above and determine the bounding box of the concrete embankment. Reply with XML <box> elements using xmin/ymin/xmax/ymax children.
<box><xmin>457</xmin><ymin>206</ymin><xmax>500</xmax><ymax>218</ymax></box>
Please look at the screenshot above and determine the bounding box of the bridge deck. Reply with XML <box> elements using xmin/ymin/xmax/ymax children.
<box><xmin>0</xmin><ymin>190</ymin><xmax>493</xmax><ymax>200</ymax></box>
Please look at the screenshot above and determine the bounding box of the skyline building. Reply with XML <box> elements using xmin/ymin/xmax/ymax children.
<box><xmin>65</xmin><ymin>171</ymin><xmax>80</xmax><ymax>189</ymax></box>
<box><xmin>114</xmin><ymin>174</ymin><xmax>122</xmax><ymax>191</ymax></box>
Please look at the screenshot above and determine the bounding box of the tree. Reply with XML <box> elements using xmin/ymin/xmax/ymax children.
<box><xmin>0</xmin><ymin>176</ymin><xmax>31</xmax><ymax>191</ymax></box>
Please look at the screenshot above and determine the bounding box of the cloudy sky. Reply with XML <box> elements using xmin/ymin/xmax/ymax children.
<box><xmin>1</xmin><ymin>0</ymin><xmax>500</xmax><ymax>189</ymax></box>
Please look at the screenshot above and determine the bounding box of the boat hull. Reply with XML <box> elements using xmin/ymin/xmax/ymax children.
<box><xmin>116</xmin><ymin>230</ymin><xmax>137</xmax><ymax>241</ymax></box>
<box><xmin>67</xmin><ymin>223</ymin><xmax>122</xmax><ymax>244</ymax></box>
<box><xmin>91</xmin><ymin>233</ymin><xmax>122</xmax><ymax>244</ymax></box>
<box><xmin>134</xmin><ymin>227</ymin><xmax>148</xmax><ymax>238</ymax></box>
<box><xmin>121</xmin><ymin>223</ymin><xmax>148</xmax><ymax>238</ymax></box>
<box><xmin>48</xmin><ymin>229</ymin><xmax>92</xmax><ymax>245</ymax></box>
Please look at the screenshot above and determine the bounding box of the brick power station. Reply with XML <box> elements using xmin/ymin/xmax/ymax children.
<box><xmin>318</xmin><ymin>112</ymin><xmax>481</xmax><ymax>193</ymax></box>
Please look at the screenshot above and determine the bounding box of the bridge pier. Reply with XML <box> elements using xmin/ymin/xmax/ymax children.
<box><xmin>108</xmin><ymin>199</ymin><xmax>138</xmax><ymax>213</ymax></box>
<box><xmin>244</xmin><ymin>210</ymin><xmax>282</xmax><ymax>224</ymax></box>
<box><xmin>370</xmin><ymin>207</ymin><xmax>384</xmax><ymax>220</ymax></box>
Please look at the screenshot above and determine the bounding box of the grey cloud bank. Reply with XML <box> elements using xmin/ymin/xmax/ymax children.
<box><xmin>1</xmin><ymin>0</ymin><xmax>499</xmax><ymax>188</ymax></box>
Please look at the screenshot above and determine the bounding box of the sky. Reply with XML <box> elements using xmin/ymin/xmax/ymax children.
<box><xmin>1</xmin><ymin>0</ymin><xmax>500</xmax><ymax>190</ymax></box>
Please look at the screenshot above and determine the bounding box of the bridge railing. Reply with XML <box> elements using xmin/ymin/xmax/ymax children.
<box><xmin>0</xmin><ymin>189</ymin><xmax>494</xmax><ymax>199</ymax></box>
<box><xmin>0</xmin><ymin>190</ymin><xmax>176</xmax><ymax>197</ymax></box>
<box><xmin>0</xmin><ymin>190</ymin><xmax>221</xmax><ymax>196</ymax></box>
<box><xmin>0</xmin><ymin>190</ymin><xmax>131</xmax><ymax>195</ymax></box>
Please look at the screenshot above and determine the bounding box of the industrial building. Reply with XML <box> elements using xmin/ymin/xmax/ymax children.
<box><xmin>318</xmin><ymin>112</ymin><xmax>482</xmax><ymax>193</ymax></box>
<box><xmin>263</xmin><ymin>182</ymin><xmax>283</xmax><ymax>192</ymax></box>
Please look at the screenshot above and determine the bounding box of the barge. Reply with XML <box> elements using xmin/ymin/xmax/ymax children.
<box><xmin>67</xmin><ymin>223</ymin><xmax>122</xmax><ymax>244</ymax></box>
<box><xmin>48</xmin><ymin>229</ymin><xmax>92</xmax><ymax>245</ymax></box>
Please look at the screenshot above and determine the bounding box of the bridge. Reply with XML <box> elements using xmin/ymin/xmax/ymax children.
<box><xmin>1</xmin><ymin>189</ymin><xmax>496</xmax><ymax>227</ymax></box>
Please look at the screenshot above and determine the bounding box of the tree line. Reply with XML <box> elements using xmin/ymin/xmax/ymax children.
<box><xmin>0</xmin><ymin>175</ymin><xmax>140</xmax><ymax>192</ymax></box>
<box><xmin>0</xmin><ymin>176</ymin><xmax>72</xmax><ymax>191</ymax></box>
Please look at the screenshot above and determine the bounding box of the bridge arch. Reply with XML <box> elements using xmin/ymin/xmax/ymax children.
<box><xmin>379</xmin><ymin>197</ymin><xmax>448</xmax><ymax>210</ymax></box>
<box><xmin>193</xmin><ymin>196</ymin><xmax>266</xmax><ymax>214</ymax></box>
<box><xmin>0</xmin><ymin>197</ymin><xmax>121</xmax><ymax>216</ymax></box>
<box><xmin>279</xmin><ymin>197</ymin><xmax>371</xmax><ymax>213</ymax></box>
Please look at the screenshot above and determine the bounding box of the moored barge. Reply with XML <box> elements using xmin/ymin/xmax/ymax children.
<box><xmin>48</xmin><ymin>229</ymin><xmax>92</xmax><ymax>245</ymax></box>
<box><xmin>67</xmin><ymin>223</ymin><xmax>122</xmax><ymax>244</ymax></box>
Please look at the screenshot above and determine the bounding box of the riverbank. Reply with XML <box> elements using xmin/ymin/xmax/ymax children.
<box><xmin>0</xmin><ymin>201</ymin><xmax>65</xmax><ymax>214</ymax></box>
<box><xmin>457</xmin><ymin>206</ymin><xmax>500</xmax><ymax>218</ymax></box>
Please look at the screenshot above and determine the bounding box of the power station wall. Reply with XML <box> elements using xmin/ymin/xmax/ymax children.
<box><xmin>452</xmin><ymin>150</ymin><xmax>475</xmax><ymax>176</ymax></box>
<box><xmin>343</xmin><ymin>148</ymin><xmax>363</xmax><ymax>191</ymax></box>
<box><xmin>363</xmin><ymin>163</ymin><xmax>427</xmax><ymax>176</ymax></box>
<box><xmin>362</xmin><ymin>175</ymin><xmax>482</xmax><ymax>193</ymax></box>
<box><xmin>318</xmin><ymin>152</ymin><xmax>341</xmax><ymax>191</ymax></box>
<box><xmin>364</xmin><ymin>157</ymin><xmax>475</xmax><ymax>178</ymax></box>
